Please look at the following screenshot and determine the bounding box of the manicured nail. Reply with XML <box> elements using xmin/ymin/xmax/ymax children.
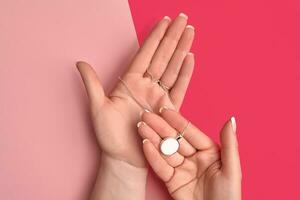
<box><xmin>139</xmin><ymin>108</ymin><xmax>150</xmax><ymax>116</ymax></box>
<box><xmin>186</xmin><ymin>25</ymin><xmax>194</xmax><ymax>30</ymax></box>
<box><xmin>163</xmin><ymin>16</ymin><xmax>171</xmax><ymax>21</ymax></box>
<box><xmin>159</xmin><ymin>106</ymin><xmax>168</xmax><ymax>114</ymax></box>
<box><xmin>187</xmin><ymin>52</ymin><xmax>194</xmax><ymax>56</ymax></box>
<box><xmin>137</xmin><ymin>121</ymin><xmax>146</xmax><ymax>128</ymax></box>
<box><xmin>231</xmin><ymin>116</ymin><xmax>237</xmax><ymax>133</ymax></box>
<box><xmin>179</xmin><ymin>12</ymin><xmax>188</xmax><ymax>19</ymax></box>
<box><xmin>142</xmin><ymin>139</ymin><xmax>149</xmax><ymax>144</ymax></box>
<box><xmin>144</xmin><ymin>109</ymin><xmax>150</xmax><ymax>113</ymax></box>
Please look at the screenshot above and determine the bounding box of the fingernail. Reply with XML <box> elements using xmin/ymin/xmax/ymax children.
<box><xmin>163</xmin><ymin>16</ymin><xmax>171</xmax><ymax>21</ymax></box>
<box><xmin>144</xmin><ymin>109</ymin><xmax>150</xmax><ymax>113</ymax></box>
<box><xmin>187</xmin><ymin>52</ymin><xmax>194</xmax><ymax>56</ymax></box>
<box><xmin>179</xmin><ymin>12</ymin><xmax>188</xmax><ymax>19</ymax></box>
<box><xmin>142</xmin><ymin>139</ymin><xmax>149</xmax><ymax>144</ymax></box>
<box><xmin>139</xmin><ymin>109</ymin><xmax>150</xmax><ymax>117</ymax></box>
<box><xmin>137</xmin><ymin>121</ymin><xmax>146</xmax><ymax>128</ymax></box>
<box><xmin>186</xmin><ymin>25</ymin><xmax>194</xmax><ymax>30</ymax></box>
<box><xmin>230</xmin><ymin>116</ymin><xmax>237</xmax><ymax>133</ymax></box>
<box><xmin>159</xmin><ymin>106</ymin><xmax>168</xmax><ymax>114</ymax></box>
<box><xmin>76</xmin><ymin>61</ymin><xmax>84</xmax><ymax>69</ymax></box>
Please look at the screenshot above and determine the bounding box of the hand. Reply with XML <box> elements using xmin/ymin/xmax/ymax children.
<box><xmin>138</xmin><ymin>107</ymin><xmax>242</xmax><ymax>200</ymax></box>
<box><xmin>76</xmin><ymin>13</ymin><xmax>195</xmax><ymax>199</ymax></box>
<box><xmin>77</xmin><ymin>13</ymin><xmax>194</xmax><ymax>168</ymax></box>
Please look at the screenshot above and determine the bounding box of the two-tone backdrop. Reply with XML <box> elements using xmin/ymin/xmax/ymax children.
<box><xmin>1</xmin><ymin>0</ymin><xmax>299</xmax><ymax>199</ymax></box>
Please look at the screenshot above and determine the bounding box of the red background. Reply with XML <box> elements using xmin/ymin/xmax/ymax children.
<box><xmin>129</xmin><ymin>0</ymin><xmax>300</xmax><ymax>199</ymax></box>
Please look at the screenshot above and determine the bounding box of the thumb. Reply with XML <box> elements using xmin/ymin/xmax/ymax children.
<box><xmin>220</xmin><ymin>117</ymin><xmax>242</xmax><ymax>179</ymax></box>
<box><xmin>76</xmin><ymin>61</ymin><xmax>106</xmax><ymax>110</ymax></box>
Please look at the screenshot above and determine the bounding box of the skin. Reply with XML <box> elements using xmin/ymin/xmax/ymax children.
<box><xmin>138</xmin><ymin>107</ymin><xmax>242</xmax><ymax>200</ymax></box>
<box><xmin>77</xmin><ymin>13</ymin><xmax>195</xmax><ymax>199</ymax></box>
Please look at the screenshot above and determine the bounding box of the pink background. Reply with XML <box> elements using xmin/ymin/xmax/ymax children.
<box><xmin>1</xmin><ymin>0</ymin><xmax>300</xmax><ymax>199</ymax></box>
<box><xmin>0</xmin><ymin>0</ymin><xmax>138</xmax><ymax>199</ymax></box>
<box><xmin>129</xmin><ymin>0</ymin><xmax>300</xmax><ymax>199</ymax></box>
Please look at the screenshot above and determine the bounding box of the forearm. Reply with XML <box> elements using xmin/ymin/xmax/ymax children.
<box><xmin>90</xmin><ymin>153</ymin><xmax>148</xmax><ymax>200</ymax></box>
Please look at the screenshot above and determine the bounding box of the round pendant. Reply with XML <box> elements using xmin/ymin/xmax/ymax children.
<box><xmin>160</xmin><ymin>137</ymin><xmax>180</xmax><ymax>156</ymax></box>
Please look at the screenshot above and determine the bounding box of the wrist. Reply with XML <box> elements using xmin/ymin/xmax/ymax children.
<box><xmin>90</xmin><ymin>153</ymin><xmax>148</xmax><ymax>200</ymax></box>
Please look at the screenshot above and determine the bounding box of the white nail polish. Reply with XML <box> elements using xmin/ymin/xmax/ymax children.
<box><xmin>159</xmin><ymin>106</ymin><xmax>168</xmax><ymax>114</ymax></box>
<box><xmin>142</xmin><ymin>139</ymin><xmax>148</xmax><ymax>144</ymax></box>
<box><xmin>179</xmin><ymin>12</ymin><xmax>188</xmax><ymax>19</ymax></box>
<box><xmin>231</xmin><ymin>116</ymin><xmax>237</xmax><ymax>133</ymax></box>
<box><xmin>139</xmin><ymin>109</ymin><xmax>151</xmax><ymax>117</ymax></box>
<box><xmin>137</xmin><ymin>121</ymin><xmax>146</xmax><ymax>128</ymax></box>
<box><xmin>163</xmin><ymin>16</ymin><xmax>171</xmax><ymax>21</ymax></box>
<box><xmin>186</xmin><ymin>25</ymin><xmax>194</xmax><ymax>30</ymax></box>
<box><xmin>139</xmin><ymin>109</ymin><xmax>146</xmax><ymax>115</ymax></box>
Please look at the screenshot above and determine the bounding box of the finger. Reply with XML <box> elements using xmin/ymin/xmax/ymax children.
<box><xmin>169</xmin><ymin>53</ymin><xmax>194</xmax><ymax>108</ymax></box>
<box><xmin>220</xmin><ymin>117</ymin><xmax>242</xmax><ymax>179</ymax></box>
<box><xmin>160</xmin><ymin>25</ymin><xmax>195</xmax><ymax>89</ymax></box>
<box><xmin>159</xmin><ymin>106</ymin><xmax>215</xmax><ymax>150</ymax></box>
<box><xmin>142</xmin><ymin>139</ymin><xmax>174</xmax><ymax>182</ymax></box>
<box><xmin>127</xmin><ymin>16</ymin><xmax>171</xmax><ymax>74</ymax></box>
<box><xmin>137</xmin><ymin>121</ymin><xmax>161</xmax><ymax>145</ymax></box>
<box><xmin>146</xmin><ymin>13</ymin><xmax>188</xmax><ymax>79</ymax></box>
<box><xmin>76</xmin><ymin>61</ymin><xmax>107</xmax><ymax>109</ymax></box>
<box><xmin>137</xmin><ymin>121</ymin><xmax>185</xmax><ymax>167</ymax></box>
<box><xmin>141</xmin><ymin>111</ymin><xmax>196</xmax><ymax>157</ymax></box>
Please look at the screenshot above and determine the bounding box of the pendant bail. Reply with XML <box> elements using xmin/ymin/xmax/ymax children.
<box><xmin>176</xmin><ymin>133</ymin><xmax>183</xmax><ymax>140</ymax></box>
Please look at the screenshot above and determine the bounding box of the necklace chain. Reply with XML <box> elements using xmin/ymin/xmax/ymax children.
<box><xmin>118</xmin><ymin>77</ymin><xmax>190</xmax><ymax>143</ymax></box>
<box><xmin>118</xmin><ymin>77</ymin><xmax>153</xmax><ymax>112</ymax></box>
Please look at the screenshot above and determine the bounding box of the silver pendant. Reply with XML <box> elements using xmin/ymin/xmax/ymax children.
<box><xmin>159</xmin><ymin>122</ymin><xmax>190</xmax><ymax>156</ymax></box>
<box><xmin>160</xmin><ymin>137</ymin><xmax>180</xmax><ymax>156</ymax></box>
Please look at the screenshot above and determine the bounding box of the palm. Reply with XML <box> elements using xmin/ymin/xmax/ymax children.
<box><xmin>137</xmin><ymin>108</ymin><xmax>241</xmax><ymax>200</ymax></box>
<box><xmin>92</xmin><ymin>73</ymin><xmax>175</xmax><ymax>167</ymax></box>
<box><xmin>77</xmin><ymin>14</ymin><xmax>195</xmax><ymax>167</ymax></box>
<box><xmin>167</xmin><ymin>148</ymin><xmax>222</xmax><ymax>199</ymax></box>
